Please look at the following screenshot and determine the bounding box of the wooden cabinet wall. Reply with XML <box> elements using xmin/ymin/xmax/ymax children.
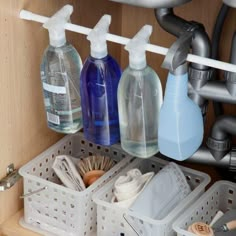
<box><xmin>0</xmin><ymin>0</ymin><xmax>235</xmax><ymax>227</ymax></box>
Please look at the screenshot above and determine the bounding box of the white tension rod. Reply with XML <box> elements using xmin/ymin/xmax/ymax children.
<box><xmin>20</xmin><ymin>9</ymin><xmax>236</xmax><ymax>73</ymax></box>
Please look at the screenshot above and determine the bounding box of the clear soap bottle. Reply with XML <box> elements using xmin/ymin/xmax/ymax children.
<box><xmin>118</xmin><ymin>25</ymin><xmax>163</xmax><ymax>158</ymax></box>
<box><xmin>40</xmin><ymin>5</ymin><xmax>83</xmax><ymax>134</ymax></box>
<box><xmin>80</xmin><ymin>15</ymin><xmax>122</xmax><ymax>145</ymax></box>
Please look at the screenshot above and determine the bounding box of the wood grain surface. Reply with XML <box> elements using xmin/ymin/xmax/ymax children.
<box><xmin>0</xmin><ymin>0</ymin><xmax>235</xmax><ymax>233</ymax></box>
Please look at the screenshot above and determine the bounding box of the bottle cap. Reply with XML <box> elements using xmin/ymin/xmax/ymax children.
<box><xmin>125</xmin><ymin>25</ymin><xmax>152</xmax><ymax>70</ymax></box>
<box><xmin>87</xmin><ymin>15</ymin><xmax>111</xmax><ymax>59</ymax></box>
<box><xmin>188</xmin><ymin>222</ymin><xmax>214</xmax><ymax>236</ymax></box>
<box><xmin>43</xmin><ymin>5</ymin><xmax>73</xmax><ymax>47</ymax></box>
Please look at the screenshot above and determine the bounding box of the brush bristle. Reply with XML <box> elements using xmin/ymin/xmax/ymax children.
<box><xmin>77</xmin><ymin>155</ymin><xmax>115</xmax><ymax>177</ymax></box>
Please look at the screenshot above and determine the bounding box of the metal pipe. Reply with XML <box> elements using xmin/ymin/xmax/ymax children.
<box><xmin>188</xmin><ymin>146</ymin><xmax>231</xmax><ymax>168</ymax></box>
<box><xmin>187</xmin><ymin>146</ymin><xmax>236</xmax><ymax>172</ymax></box>
<box><xmin>211</xmin><ymin>116</ymin><xmax>236</xmax><ymax>140</ymax></box>
<box><xmin>188</xmin><ymin>81</ymin><xmax>236</xmax><ymax>104</ymax></box>
<box><xmin>155</xmin><ymin>8</ymin><xmax>186</xmax><ymax>37</ymax></box>
<box><xmin>155</xmin><ymin>8</ymin><xmax>211</xmax><ymax>70</ymax></box>
<box><xmin>226</xmin><ymin>32</ymin><xmax>236</xmax><ymax>96</ymax></box>
<box><xmin>206</xmin><ymin>116</ymin><xmax>236</xmax><ymax>161</ymax></box>
<box><xmin>155</xmin><ymin>7</ymin><xmax>211</xmax><ymax>115</ymax></box>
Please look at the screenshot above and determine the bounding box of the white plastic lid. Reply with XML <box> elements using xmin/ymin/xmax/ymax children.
<box><xmin>125</xmin><ymin>25</ymin><xmax>153</xmax><ymax>70</ymax></box>
<box><xmin>87</xmin><ymin>15</ymin><xmax>111</xmax><ymax>59</ymax></box>
<box><xmin>43</xmin><ymin>5</ymin><xmax>73</xmax><ymax>47</ymax></box>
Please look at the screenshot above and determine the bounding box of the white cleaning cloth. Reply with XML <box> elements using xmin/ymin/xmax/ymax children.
<box><xmin>130</xmin><ymin>162</ymin><xmax>191</xmax><ymax>220</ymax></box>
<box><xmin>111</xmin><ymin>169</ymin><xmax>154</xmax><ymax>208</ymax></box>
<box><xmin>52</xmin><ymin>155</ymin><xmax>86</xmax><ymax>191</ymax></box>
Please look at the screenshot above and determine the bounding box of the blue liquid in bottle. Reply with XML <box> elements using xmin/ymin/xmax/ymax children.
<box><xmin>80</xmin><ymin>55</ymin><xmax>121</xmax><ymax>145</ymax></box>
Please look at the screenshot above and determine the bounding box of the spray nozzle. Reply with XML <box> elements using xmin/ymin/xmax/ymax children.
<box><xmin>162</xmin><ymin>31</ymin><xmax>193</xmax><ymax>74</ymax></box>
<box><xmin>87</xmin><ymin>15</ymin><xmax>111</xmax><ymax>59</ymax></box>
<box><xmin>125</xmin><ymin>25</ymin><xmax>152</xmax><ymax>70</ymax></box>
<box><xmin>43</xmin><ymin>5</ymin><xmax>73</xmax><ymax>47</ymax></box>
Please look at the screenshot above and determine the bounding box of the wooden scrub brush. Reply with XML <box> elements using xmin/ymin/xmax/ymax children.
<box><xmin>77</xmin><ymin>155</ymin><xmax>115</xmax><ymax>187</ymax></box>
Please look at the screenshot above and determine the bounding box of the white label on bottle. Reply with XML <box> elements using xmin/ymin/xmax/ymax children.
<box><xmin>43</xmin><ymin>82</ymin><xmax>66</xmax><ymax>94</ymax></box>
<box><xmin>44</xmin><ymin>98</ymin><xmax>50</xmax><ymax>107</ymax></box>
<box><xmin>47</xmin><ymin>112</ymin><xmax>60</xmax><ymax>125</ymax></box>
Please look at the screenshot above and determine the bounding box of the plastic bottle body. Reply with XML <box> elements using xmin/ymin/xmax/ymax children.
<box><xmin>118</xmin><ymin>66</ymin><xmax>163</xmax><ymax>158</ymax></box>
<box><xmin>80</xmin><ymin>55</ymin><xmax>121</xmax><ymax>145</ymax></box>
<box><xmin>40</xmin><ymin>43</ymin><xmax>83</xmax><ymax>134</ymax></box>
<box><xmin>158</xmin><ymin>73</ymin><xmax>203</xmax><ymax>161</ymax></box>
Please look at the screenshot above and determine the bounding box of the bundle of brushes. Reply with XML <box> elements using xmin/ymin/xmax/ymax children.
<box><xmin>77</xmin><ymin>155</ymin><xmax>115</xmax><ymax>187</ymax></box>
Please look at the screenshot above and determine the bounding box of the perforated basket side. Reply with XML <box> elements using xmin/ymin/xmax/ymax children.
<box><xmin>93</xmin><ymin>157</ymin><xmax>210</xmax><ymax>236</ymax></box>
<box><xmin>19</xmin><ymin>132</ymin><xmax>134</xmax><ymax>236</ymax></box>
<box><xmin>19</xmin><ymin>132</ymin><xmax>128</xmax><ymax>181</ymax></box>
<box><xmin>173</xmin><ymin>181</ymin><xmax>236</xmax><ymax>236</ymax></box>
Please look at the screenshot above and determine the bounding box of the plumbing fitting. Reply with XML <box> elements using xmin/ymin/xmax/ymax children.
<box><xmin>207</xmin><ymin>116</ymin><xmax>236</xmax><ymax>161</ymax></box>
<box><xmin>188</xmin><ymin>81</ymin><xmax>236</xmax><ymax>104</ymax></box>
<box><xmin>187</xmin><ymin>146</ymin><xmax>236</xmax><ymax>172</ymax></box>
<box><xmin>155</xmin><ymin>8</ymin><xmax>212</xmax><ymax>118</ymax></box>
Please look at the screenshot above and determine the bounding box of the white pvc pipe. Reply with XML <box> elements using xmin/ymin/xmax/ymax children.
<box><xmin>20</xmin><ymin>9</ymin><xmax>236</xmax><ymax>73</ymax></box>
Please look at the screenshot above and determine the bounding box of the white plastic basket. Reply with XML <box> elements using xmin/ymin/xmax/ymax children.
<box><xmin>93</xmin><ymin>157</ymin><xmax>210</xmax><ymax>236</ymax></box>
<box><xmin>173</xmin><ymin>180</ymin><xmax>236</xmax><ymax>236</ymax></box>
<box><xmin>19</xmin><ymin>132</ymin><xmax>133</xmax><ymax>236</ymax></box>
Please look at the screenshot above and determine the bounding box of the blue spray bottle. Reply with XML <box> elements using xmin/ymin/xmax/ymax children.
<box><xmin>158</xmin><ymin>32</ymin><xmax>204</xmax><ymax>160</ymax></box>
<box><xmin>80</xmin><ymin>15</ymin><xmax>122</xmax><ymax>145</ymax></box>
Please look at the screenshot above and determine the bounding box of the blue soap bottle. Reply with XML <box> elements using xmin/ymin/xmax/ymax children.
<box><xmin>80</xmin><ymin>15</ymin><xmax>122</xmax><ymax>145</ymax></box>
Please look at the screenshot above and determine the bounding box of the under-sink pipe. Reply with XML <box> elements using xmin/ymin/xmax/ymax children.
<box><xmin>226</xmin><ymin>32</ymin><xmax>236</xmax><ymax>96</ymax></box>
<box><xmin>230</xmin><ymin>32</ymin><xmax>236</xmax><ymax>65</ymax></box>
<box><xmin>209</xmin><ymin>116</ymin><xmax>236</xmax><ymax>140</ymax></box>
<box><xmin>188</xmin><ymin>146</ymin><xmax>231</xmax><ymax>168</ymax></box>
<box><xmin>155</xmin><ymin>8</ymin><xmax>211</xmax><ymax>70</ymax></box>
<box><xmin>158</xmin><ymin>146</ymin><xmax>236</xmax><ymax>171</ymax></box>
<box><xmin>212</xmin><ymin>4</ymin><xmax>230</xmax><ymax>60</ymax></box>
<box><xmin>211</xmin><ymin>3</ymin><xmax>229</xmax><ymax>117</ymax></box>
<box><xmin>188</xmin><ymin>80</ymin><xmax>236</xmax><ymax>104</ymax></box>
<box><xmin>207</xmin><ymin>116</ymin><xmax>236</xmax><ymax>161</ymax></box>
<box><xmin>185</xmin><ymin>32</ymin><xmax>236</xmax><ymax>104</ymax></box>
<box><xmin>187</xmin><ymin>146</ymin><xmax>236</xmax><ymax>172</ymax></box>
<box><xmin>155</xmin><ymin>8</ymin><xmax>212</xmax><ymax>117</ymax></box>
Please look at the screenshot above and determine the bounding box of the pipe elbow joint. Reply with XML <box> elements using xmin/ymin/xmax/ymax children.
<box><xmin>191</xmin><ymin>29</ymin><xmax>211</xmax><ymax>61</ymax></box>
<box><xmin>207</xmin><ymin>116</ymin><xmax>236</xmax><ymax>161</ymax></box>
<box><xmin>155</xmin><ymin>8</ymin><xmax>211</xmax><ymax>69</ymax></box>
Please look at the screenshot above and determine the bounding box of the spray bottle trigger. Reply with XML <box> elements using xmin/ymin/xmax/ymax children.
<box><xmin>162</xmin><ymin>31</ymin><xmax>193</xmax><ymax>72</ymax></box>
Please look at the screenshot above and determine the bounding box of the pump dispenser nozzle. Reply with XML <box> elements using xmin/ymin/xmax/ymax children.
<box><xmin>87</xmin><ymin>15</ymin><xmax>111</xmax><ymax>59</ymax></box>
<box><xmin>43</xmin><ymin>5</ymin><xmax>73</xmax><ymax>47</ymax></box>
<box><xmin>125</xmin><ymin>25</ymin><xmax>152</xmax><ymax>70</ymax></box>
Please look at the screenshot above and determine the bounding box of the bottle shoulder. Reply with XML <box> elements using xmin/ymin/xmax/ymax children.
<box><xmin>122</xmin><ymin>65</ymin><xmax>160</xmax><ymax>80</ymax></box>
<box><xmin>43</xmin><ymin>43</ymin><xmax>81</xmax><ymax>60</ymax></box>
<box><xmin>81</xmin><ymin>54</ymin><xmax>122</xmax><ymax>77</ymax></box>
<box><xmin>41</xmin><ymin>43</ymin><xmax>82</xmax><ymax>70</ymax></box>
